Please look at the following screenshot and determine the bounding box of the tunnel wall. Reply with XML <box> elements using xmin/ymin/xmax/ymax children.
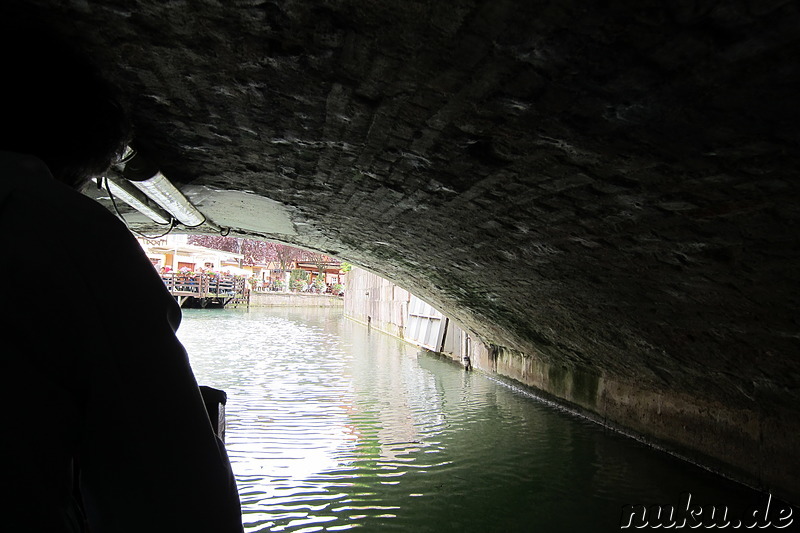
<box><xmin>344</xmin><ymin>268</ymin><xmax>799</xmax><ymax>502</ymax></box>
<box><xmin>475</xmin><ymin>345</ymin><xmax>799</xmax><ymax>503</ymax></box>
<box><xmin>13</xmin><ymin>0</ymin><xmax>798</xmax><ymax>506</ymax></box>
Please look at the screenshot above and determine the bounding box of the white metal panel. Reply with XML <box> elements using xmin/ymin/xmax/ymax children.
<box><xmin>406</xmin><ymin>295</ymin><xmax>445</xmax><ymax>351</ymax></box>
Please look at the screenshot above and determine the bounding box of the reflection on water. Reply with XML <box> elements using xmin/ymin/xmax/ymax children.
<box><xmin>178</xmin><ymin>307</ymin><xmax>788</xmax><ymax>533</ymax></box>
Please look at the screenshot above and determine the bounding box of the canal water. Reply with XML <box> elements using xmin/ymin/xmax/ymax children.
<box><xmin>177</xmin><ymin>307</ymin><xmax>795</xmax><ymax>533</ymax></box>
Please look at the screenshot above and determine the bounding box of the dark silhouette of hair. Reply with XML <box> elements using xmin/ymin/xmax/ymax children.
<box><xmin>0</xmin><ymin>16</ymin><xmax>130</xmax><ymax>187</ymax></box>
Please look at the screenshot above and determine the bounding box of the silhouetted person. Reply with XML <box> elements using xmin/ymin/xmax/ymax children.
<box><xmin>0</xmin><ymin>14</ymin><xmax>243</xmax><ymax>533</ymax></box>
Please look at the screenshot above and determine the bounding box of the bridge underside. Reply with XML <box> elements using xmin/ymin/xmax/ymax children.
<box><xmin>9</xmin><ymin>1</ymin><xmax>799</xmax><ymax>499</ymax></box>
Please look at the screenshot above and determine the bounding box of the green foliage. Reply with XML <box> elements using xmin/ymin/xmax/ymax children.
<box><xmin>290</xmin><ymin>269</ymin><xmax>309</xmax><ymax>283</ymax></box>
<box><xmin>340</xmin><ymin>261</ymin><xmax>352</xmax><ymax>273</ymax></box>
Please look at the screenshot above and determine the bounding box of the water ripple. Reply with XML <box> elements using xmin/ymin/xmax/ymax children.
<box><xmin>178</xmin><ymin>308</ymin><xmax>782</xmax><ymax>533</ymax></box>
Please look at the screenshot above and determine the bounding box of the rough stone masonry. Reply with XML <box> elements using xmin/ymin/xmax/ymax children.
<box><xmin>7</xmin><ymin>0</ymin><xmax>799</xmax><ymax>500</ymax></box>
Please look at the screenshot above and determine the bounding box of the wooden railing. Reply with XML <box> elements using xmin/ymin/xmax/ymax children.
<box><xmin>159</xmin><ymin>272</ymin><xmax>249</xmax><ymax>307</ymax></box>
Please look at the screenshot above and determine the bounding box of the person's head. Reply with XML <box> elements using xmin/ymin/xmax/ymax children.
<box><xmin>0</xmin><ymin>16</ymin><xmax>130</xmax><ymax>187</ymax></box>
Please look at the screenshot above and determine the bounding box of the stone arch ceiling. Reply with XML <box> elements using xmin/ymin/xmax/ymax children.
<box><xmin>11</xmin><ymin>1</ymin><xmax>800</xmax><ymax>496</ymax></box>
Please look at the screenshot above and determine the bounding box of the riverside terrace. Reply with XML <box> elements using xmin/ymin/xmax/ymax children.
<box><xmin>160</xmin><ymin>272</ymin><xmax>249</xmax><ymax>309</ymax></box>
<box><xmin>6</xmin><ymin>0</ymin><xmax>800</xmax><ymax>502</ymax></box>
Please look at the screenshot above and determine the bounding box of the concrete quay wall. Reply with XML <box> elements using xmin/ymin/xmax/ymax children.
<box><xmin>250</xmin><ymin>292</ymin><xmax>344</xmax><ymax>308</ymax></box>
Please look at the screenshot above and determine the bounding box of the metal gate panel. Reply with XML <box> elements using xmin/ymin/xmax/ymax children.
<box><xmin>406</xmin><ymin>295</ymin><xmax>445</xmax><ymax>351</ymax></box>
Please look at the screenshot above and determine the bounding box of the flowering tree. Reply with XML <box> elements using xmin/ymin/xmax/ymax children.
<box><xmin>187</xmin><ymin>235</ymin><xmax>267</xmax><ymax>266</ymax></box>
<box><xmin>187</xmin><ymin>235</ymin><xmax>306</xmax><ymax>271</ymax></box>
<box><xmin>187</xmin><ymin>235</ymin><xmax>240</xmax><ymax>254</ymax></box>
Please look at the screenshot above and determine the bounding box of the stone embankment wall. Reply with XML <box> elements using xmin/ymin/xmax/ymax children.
<box><xmin>344</xmin><ymin>268</ymin><xmax>799</xmax><ymax>502</ymax></box>
<box><xmin>250</xmin><ymin>292</ymin><xmax>343</xmax><ymax>308</ymax></box>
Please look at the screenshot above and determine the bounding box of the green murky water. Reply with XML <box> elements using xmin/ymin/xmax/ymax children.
<box><xmin>178</xmin><ymin>307</ymin><xmax>795</xmax><ymax>533</ymax></box>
